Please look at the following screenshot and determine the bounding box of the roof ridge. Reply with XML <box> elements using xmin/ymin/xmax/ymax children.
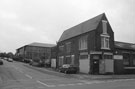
<box><xmin>58</xmin><ymin>13</ymin><xmax>105</xmax><ymax>42</ymax></box>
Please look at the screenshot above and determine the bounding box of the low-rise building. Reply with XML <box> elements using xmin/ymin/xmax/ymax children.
<box><xmin>16</xmin><ymin>42</ymin><xmax>56</xmax><ymax>63</ymax></box>
<box><xmin>114</xmin><ymin>41</ymin><xmax>135</xmax><ymax>74</ymax></box>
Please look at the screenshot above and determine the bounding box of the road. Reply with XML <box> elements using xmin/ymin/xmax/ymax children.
<box><xmin>1</xmin><ymin>60</ymin><xmax>135</xmax><ymax>89</ymax></box>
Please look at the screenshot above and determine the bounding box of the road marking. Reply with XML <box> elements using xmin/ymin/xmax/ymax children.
<box><xmin>35</xmin><ymin>79</ymin><xmax>135</xmax><ymax>88</ymax></box>
<box><xmin>76</xmin><ymin>83</ymin><xmax>83</xmax><ymax>85</ymax></box>
<box><xmin>18</xmin><ymin>70</ymin><xmax>23</xmax><ymax>73</ymax></box>
<box><xmin>37</xmin><ymin>80</ymin><xmax>55</xmax><ymax>87</ymax></box>
<box><xmin>66</xmin><ymin>84</ymin><xmax>76</xmax><ymax>86</ymax></box>
<box><xmin>25</xmin><ymin>74</ymin><xmax>32</xmax><ymax>79</ymax></box>
<box><xmin>57</xmin><ymin>84</ymin><xmax>67</xmax><ymax>86</ymax></box>
<box><xmin>106</xmin><ymin>79</ymin><xmax>135</xmax><ymax>83</ymax></box>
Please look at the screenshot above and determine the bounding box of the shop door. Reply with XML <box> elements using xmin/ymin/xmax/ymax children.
<box><xmin>93</xmin><ymin>59</ymin><xmax>99</xmax><ymax>74</ymax></box>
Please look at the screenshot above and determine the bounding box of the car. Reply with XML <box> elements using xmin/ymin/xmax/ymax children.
<box><xmin>59</xmin><ymin>64</ymin><xmax>78</xmax><ymax>74</ymax></box>
<box><xmin>7</xmin><ymin>58</ymin><xmax>13</xmax><ymax>62</ymax></box>
<box><xmin>29</xmin><ymin>60</ymin><xmax>44</xmax><ymax>67</ymax></box>
<box><xmin>0</xmin><ymin>59</ymin><xmax>3</xmax><ymax>65</ymax></box>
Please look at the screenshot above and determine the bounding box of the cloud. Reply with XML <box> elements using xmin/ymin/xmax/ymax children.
<box><xmin>0</xmin><ymin>0</ymin><xmax>135</xmax><ymax>53</ymax></box>
<box><xmin>0</xmin><ymin>10</ymin><xmax>18</xmax><ymax>19</ymax></box>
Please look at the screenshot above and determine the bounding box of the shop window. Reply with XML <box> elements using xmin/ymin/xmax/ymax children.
<box><xmin>123</xmin><ymin>53</ymin><xmax>130</xmax><ymax>65</ymax></box>
<box><xmin>79</xmin><ymin>35</ymin><xmax>88</xmax><ymax>50</ymax></box>
<box><xmin>104</xmin><ymin>55</ymin><xmax>112</xmax><ymax>59</ymax></box>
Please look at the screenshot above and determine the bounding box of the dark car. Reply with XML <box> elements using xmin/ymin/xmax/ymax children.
<box><xmin>29</xmin><ymin>60</ymin><xmax>45</xmax><ymax>67</ymax></box>
<box><xmin>0</xmin><ymin>59</ymin><xmax>3</xmax><ymax>65</ymax></box>
<box><xmin>59</xmin><ymin>64</ymin><xmax>78</xmax><ymax>74</ymax></box>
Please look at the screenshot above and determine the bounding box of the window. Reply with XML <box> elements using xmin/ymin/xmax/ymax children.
<box><xmin>101</xmin><ymin>20</ymin><xmax>110</xmax><ymax>49</ymax></box>
<box><xmin>101</xmin><ymin>35</ymin><xmax>110</xmax><ymax>49</ymax></box>
<box><xmin>102</xmin><ymin>20</ymin><xmax>108</xmax><ymax>34</ymax></box>
<box><xmin>123</xmin><ymin>53</ymin><xmax>130</xmax><ymax>65</ymax></box>
<box><xmin>132</xmin><ymin>54</ymin><xmax>135</xmax><ymax>65</ymax></box>
<box><xmin>71</xmin><ymin>55</ymin><xmax>75</xmax><ymax>65</ymax></box>
<box><xmin>79</xmin><ymin>55</ymin><xmax>88</xmax><ymax>59</ymax></box>
<box><xmin>79</xmin><ymin>35</ymin><xmax>88</xmax><ymax>50</ymax></box>
<box><xmin>59</xmin><ymin>56</ymin><xmax>64</xmax><ymax>66</ymax></box>
<box><xmin>66</xmin><ymin>42</ymin><xmax>71</xmax><ymax>53</ymax></box>
<box><xmin>65</xmin><ymin>55</ymin><xmax>71</xmax><ymax>64</ymax></box>
<box><xmin>59</xmin><ymin>45</ymin><xmax>64</xmax><ymax>52</ymax></box>
<box><xmin>133</xmin><ymin>59</ymin><xmax>135</xmax><ymax>65</ymax></box>
<box><xmin>104</xmin><ymin>55</ymin><xmax>112</xmax><ymax>59</ymax></box>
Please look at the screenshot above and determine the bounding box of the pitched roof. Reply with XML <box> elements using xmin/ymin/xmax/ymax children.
<box><xmin>115</xmin><ymin>41</ymin><xmax>135</xmax><ymax>50</ymax></box>
<box><xmin>58</xmin><ymin>13</ymin><xmax>105</xmax><ymax>42</ymax></box>
<box><xmin>27</xmin><ymin>42</ymin><xmax>56</xmax><ymax>48</ymax></box>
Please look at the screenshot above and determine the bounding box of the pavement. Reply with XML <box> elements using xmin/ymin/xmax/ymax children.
<box><xmin>23</xmin><ymin>63</ymin><xmax>135</xmax><ymax>81</ymax></box>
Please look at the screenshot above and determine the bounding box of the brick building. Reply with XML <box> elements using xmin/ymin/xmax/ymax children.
<box><xmin>57</xmin><ymin>13</ymin><xmax>115</xmax><ymax>74</ymax></box>
<box><xmin>16</xmin><ymin>42</ymin><xmax>56</xmax><ymax>63</ymax></box>
<box><xmin>114</xmin><ymin>41</ymin><xmax>135</xmax><ymax>74</ymax></box>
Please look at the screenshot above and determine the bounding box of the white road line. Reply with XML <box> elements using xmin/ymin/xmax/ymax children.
<box><xmin>66</xmin><ymin>84</ymin><xmax>76</xmax><ymax>86</ymax></box>
<box><xmin>18</xmin><ymin>70</ymin><xmax>23</xmax><ymax>73</ymax></box>
<box><xmin>25</xmin><ymin>74</ymin><xmax>32</xmax><ymax>79</ymax></box>
<box><xmin>76</xmin><ymin>83</ymin><xmax>83</xmax><ymax>85</ymax></box>
<box><xmin>36</xmin><ymin>80</ymin><xmax>55</xmax><ymax>87</ymax></box>
<box><xmin>57</xmin><ymin>84</ymin><xmax>67</xmax><ymax>86</ymax></box>
<box><xmin>107</xmin><ymin>79</ymin><xmax>135</xmax><ymax>83</ymax></box>
<box><xmin>36</xmin><ymin>79</ymin><xmax>135</xmax><ymax>88</ymax></box>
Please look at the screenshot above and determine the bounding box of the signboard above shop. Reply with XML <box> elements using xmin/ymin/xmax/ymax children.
<box><xmin>113</xmin><ymin>55</ymin><xmax>123</xmax><ymax>60</ymax></box>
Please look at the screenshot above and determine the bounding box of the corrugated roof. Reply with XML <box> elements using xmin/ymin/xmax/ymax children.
<box><xmin>58</xmin><ymin>13</ymin><xmax>105</xmax><ymax>42</ymax></box>
<box><xmin>115</xmin><ymin>41</ymin><xmax>135</xmax><ymax>50</ymax></box>
<box><xmin>28</xmin><ymin>42</ymin><xmax>56</xmax><ymax>48</ymax></box>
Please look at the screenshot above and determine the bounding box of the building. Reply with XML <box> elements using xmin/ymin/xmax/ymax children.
<box><xmin>16</xmin><ymin>42</ymin><xmax>56</xmax><ymax>63</ymax></box>
<box><xmin>57</xmin><ymin>13</ymin><xmax>115</xmax><ymax>74</ymax></box>
<box><xmin>114</xmin><ymin>41</ymin><xmax>135</xmax><ymax>74</ymax></box>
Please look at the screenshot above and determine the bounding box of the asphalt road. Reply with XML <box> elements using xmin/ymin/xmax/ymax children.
<box><xmin>1</xmin><ymin>60</ymin><xmax>135</xmax><ymax>89</ymax></box>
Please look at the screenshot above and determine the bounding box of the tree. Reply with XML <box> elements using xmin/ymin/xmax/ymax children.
<box><xmin>7</xmin><ymin>52</ymin><xmax>14</xmax><ymax>58</ymax></box>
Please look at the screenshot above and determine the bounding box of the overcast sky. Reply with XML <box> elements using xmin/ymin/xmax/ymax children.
<box><xmin>0</xmin><ymin>0</ymin><xmax>134</xmax><ymax>53</ymax></box>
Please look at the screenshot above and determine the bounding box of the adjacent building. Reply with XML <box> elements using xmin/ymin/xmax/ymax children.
<box><xmin>16</xmin><ymin>42</ymin><xmax>56</xmax><ymax>63</ymax></box>
<box><xmin>114</xmin><ymin>41</ymin><xmax>135</xmax><ymax>74</ymax></box>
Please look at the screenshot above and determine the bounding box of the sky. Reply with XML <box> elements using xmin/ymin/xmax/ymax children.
<box><xmin>0</xmin><ymin>0</ymin><xmax>135</xmax><ymax>53</ymax></box>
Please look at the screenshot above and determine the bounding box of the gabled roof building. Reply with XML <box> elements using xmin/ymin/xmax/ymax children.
<box><xmin>57</xmin><ymin>13</ymin><xmax>115</xmax><ymax>74</ymax></box>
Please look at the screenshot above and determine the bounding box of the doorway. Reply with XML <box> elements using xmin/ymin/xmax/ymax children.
<box><xmin>92</xmin><ymin>59</ymin><xmax>99</xmax><ymax>74</ymax></box>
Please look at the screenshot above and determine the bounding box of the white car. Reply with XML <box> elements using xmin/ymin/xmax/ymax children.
<box><xmin>8</xmin><ymin>58</ymin><xmax>13</xmax><ymax>62</ymax></box>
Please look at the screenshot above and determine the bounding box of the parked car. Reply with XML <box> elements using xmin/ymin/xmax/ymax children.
<box><xmin>29</xmin><ymin>60</ymin><xmax>44</xmax><ymax>67</ymax></box>
<box><xmin>0</xmin><ymin>59</ymin><xmax>3</xmax><ymax>65</ymax></box>
<box><xmin>7</xmin><ymin>58</ymin><xmax>13</xmax><ymax>62</ymax></box>
<box><xmin>24</xmin><ymin>59</ymin><xmax>31</xmax><ymax>63</ymax></box>
<box><xmin>59</xmin><ymin>64</ymin><xmax>78</xmax><ymax>74</ymax></box>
